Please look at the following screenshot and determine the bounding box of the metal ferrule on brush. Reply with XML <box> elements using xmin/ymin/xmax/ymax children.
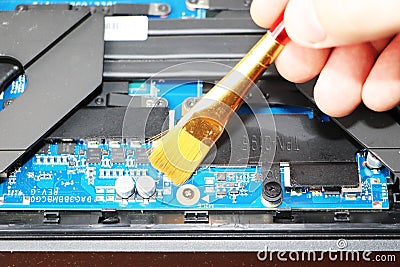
<box><xmin>178</xmin><ymin>33</ymin><xmax>285</xmax><ymax>145</ymax></box>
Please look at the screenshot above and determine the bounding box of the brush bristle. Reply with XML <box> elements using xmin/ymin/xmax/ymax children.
<box><xmin>149</xmin><ymin>126</ymin><xmax>211</xmax><ymax>185</ymax></box>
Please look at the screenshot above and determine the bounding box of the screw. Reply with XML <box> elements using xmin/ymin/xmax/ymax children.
<box><xmin>158</xmin><ymin>4</ymin><xmax>169</xmax><ymax>12</ymax></box>
<box><xmin>185</xmin><ymin>98</ymin><xmax>198</xmax><ymax>109</ymax></box>
<box><xmin>183</xmin><ymin>188</ymin><xmax>194</xmax><ymax>199</ymax></box>
<box><xmin>263</xmin><ymin>181</ymin><xmax>282</xmax><ymax>203</ymax></box>
<box><xmin>4</xmin><ymin>99</ymin><xmax>14</xmax><ymax>106</ymax></box>
<box><xmin>95</xmin><ymin>97</ymin><xmax>104</xmax><ymax>105</ymax></box>
<box><xmin>16</xmin><ymin>5</ymin><xmax>27</xmax><ymax>11</ymax></box>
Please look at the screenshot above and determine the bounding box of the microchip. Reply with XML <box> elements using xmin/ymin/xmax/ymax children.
<box><xmin>135</xmin><ymin>148</ymin><xmax>149</xmax><ymax>164</ymax></box>
<box><xmin>289</xmin><ymin>163</ymin><xmax>359</xmax><ymax>188</ymax></box>
<box><xmin>217</xmin><ymin>190</ymin><xmax>227</xmax><ymax>197</ymax></box>
<box><xmin>87</xmin><ymin>148</ymin><xmax>102</xmax><ymax>164</ymax></box>
<box><xmin>230</xmin><ymin>189</ymin><xmax>239</xmax><ymax>195</ymax></box>
<box><xmin>111</xmin><ymin>148</ymin><xmax>126</xmax><ymax>164</ymax></box>
<box><xmin>57</xmin><ymin>143</ymin><xmax>76</xmax><ymax>155</ymax></box>
<box><xmin>38</xmin><ymin>143</ymin><xmax>50</xmax><ymax>154</ymax></box>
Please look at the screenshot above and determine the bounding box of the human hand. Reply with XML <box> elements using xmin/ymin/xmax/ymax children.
<box><xmin>251</xmin><ymin>0</ymin><xmax>400</xmax><ymax>117</ymax></box>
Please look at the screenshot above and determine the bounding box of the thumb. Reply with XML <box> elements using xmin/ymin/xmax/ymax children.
<box><xmin>285</xmin><ymin>0</ymin><xmax>400</xmax><ymax>48</ymax></box>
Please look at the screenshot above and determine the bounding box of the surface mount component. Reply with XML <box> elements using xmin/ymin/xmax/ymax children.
<box><xmin>0</xmin><ymin>9</ymin><xmax>104</xmax><ymax>174</ymax></box>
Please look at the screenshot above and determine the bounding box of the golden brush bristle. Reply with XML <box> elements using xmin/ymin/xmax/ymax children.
<box><xmin>149</xmin><ymin>126</ymin><xmax>212</xmax><ymax>185</ymax></box>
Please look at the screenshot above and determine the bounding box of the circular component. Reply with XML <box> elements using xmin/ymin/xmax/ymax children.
<box><xmin>136</xmin><ymin>176</ymin><xmax>156</xmax><ymax>199</ymax></box>
<box><xmin>16</xmin><ymin>5</ymin><xmax>28</xmax><ymax>11</ymax></box>
<box><xmin>4</xmin><ymin>99</ymin><xmax>14</xmax><ymax>107</ymax></box>
<box><xmin>366</xmin><ymin>152</ymin><xmax>383</xmax><ymax>169</ymax></box>
<box><xmin>115</xmin><ymin>176</ymin><xmax>135</xmax><ymax>199</ymax></box>
<box><xmin>95</xmin><ymin>97</ymin><xmax>104</xmax><ymax>105</ymax></box>
<box><xmin>262</xmin><ymin>181</ymin><xmax>282</xmax><ymax>204</ymax></box>
<box><xmin>158</xmin><ymin>4</ymin><xmax>169</xmax><ymax>12</ymax></box>
<box><xmin>176</xmin><ymin>184</ymin><xmax>200</xmax><ymax>206</ymax></box>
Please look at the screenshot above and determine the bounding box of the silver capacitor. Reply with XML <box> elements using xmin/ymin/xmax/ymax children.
<box><xmin>136</xmin><ymin>176</ymin><xmax>156</xmax><ymax>198</ymax></box>
<box><xmin>115</xmin><ymin>176</ymin><xmax>135</xmax><ymax>199</ymax></box>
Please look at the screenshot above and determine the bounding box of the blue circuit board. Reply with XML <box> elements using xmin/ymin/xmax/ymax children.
<box><xmin>0</xmin><ymin>140</ymin><xmax>389</xmax><ymax>210</ymax></box>
<box><xmin>0</xmin><ymin>140</ymin><xmax>263</xmax><ymax>210</ymax></box>
<box><xmin>0</xmin><ymin>78</ymin><xmax>391</xmax><ymax>210</ymax></box>
<box><xmin>0</xmin><ymin>0</ymin><xmax>205</xmax><ymax>19</ymax></box>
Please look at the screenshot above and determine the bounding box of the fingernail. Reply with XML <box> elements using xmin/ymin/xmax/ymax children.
<box><xmin>286</xmin><ymin>0</ymin><xmax>327</xmax><ymax>45</ymax></box>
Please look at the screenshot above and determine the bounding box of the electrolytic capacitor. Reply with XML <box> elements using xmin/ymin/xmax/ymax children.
<box><xmin>136</xmin><ymin>175</ymin><xmax>156</xmax><ymax>198</ymax></box>
<box><xmin>115</xmin><ymin>176</ymin><xmax>135</xmax><ymax>199</ymax></box>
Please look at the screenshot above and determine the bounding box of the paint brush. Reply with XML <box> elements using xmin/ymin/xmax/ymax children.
<box><xmin>149</xmin><ymin>12</ymin><xmax>289</xmax><ymax>185</ymax></box>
